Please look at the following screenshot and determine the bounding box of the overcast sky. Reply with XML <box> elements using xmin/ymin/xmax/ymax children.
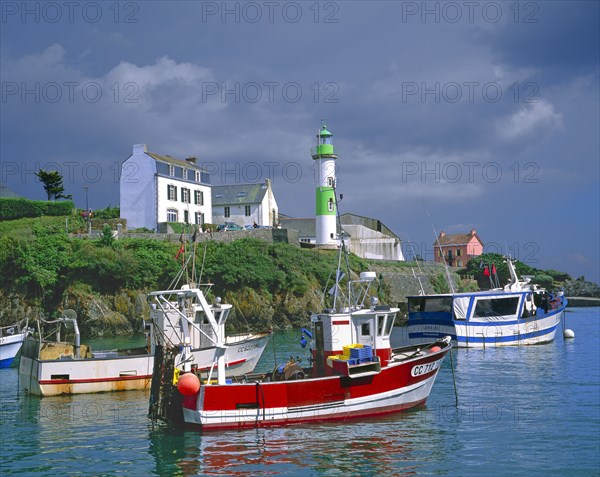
<box><xmin>1</xmin><ymin>1</ymin><xmax>598</xmax><ymax>282</ymax></box>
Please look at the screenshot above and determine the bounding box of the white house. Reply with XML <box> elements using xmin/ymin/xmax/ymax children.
<box><xmin>120</xmin><ymin>144</ymin><xmax>212</xmax><ymax>230</ymax></box>
<box><xmin>211</xmin><ymin>179</ymin><xmax>278</xmax><ymax>227</ymax></box>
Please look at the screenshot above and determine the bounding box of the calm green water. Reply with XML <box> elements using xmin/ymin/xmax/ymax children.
<box><xmin>1</xmin><ymin>308</ymin><xmax>598</xmax><ymax>476</ymax></box>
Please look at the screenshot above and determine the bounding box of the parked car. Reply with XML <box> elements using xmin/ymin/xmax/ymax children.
<box><xmin>217</xmin><ymin>222</ymin><xmax>243</xmax><ymax>232</ymax></box>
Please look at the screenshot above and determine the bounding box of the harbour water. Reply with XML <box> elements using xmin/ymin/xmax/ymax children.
<box><xmin>1</xmin><ymin>307</ymin><xmax>598</xmax><ymax>476</ymax></box>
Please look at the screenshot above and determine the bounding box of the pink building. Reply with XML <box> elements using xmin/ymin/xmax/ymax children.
<box><xmin>433</xmin><ymin>229</ymin><xmax>484</xmax><ymax>268</ymax></box>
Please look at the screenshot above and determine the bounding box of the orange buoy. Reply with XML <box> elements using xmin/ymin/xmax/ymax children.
<box><xmin>177</xmin><ymin>372</ymin><xmax>200</xmax><ymax>396</ymax></box>
<box><xmin>430</xmin><ymin>346</ymin><xmax>442</xmax><ymax>353</ymax></box>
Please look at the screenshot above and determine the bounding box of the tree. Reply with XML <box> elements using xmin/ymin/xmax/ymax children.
<box><xmin>35</xmin><ymin>170</ymin><xmax>72</xmax><ymax>201</ymax></box>
<box><xmin>99</xmin><ymin>224</ymin><xmax>115</xmax><ymax>247</ymax></box>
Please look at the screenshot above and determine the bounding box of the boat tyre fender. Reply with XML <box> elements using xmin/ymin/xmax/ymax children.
<box><xmin>287</xmin><ymin>369</ymin><xmax>305</xmax><ymax>380</ymax></box>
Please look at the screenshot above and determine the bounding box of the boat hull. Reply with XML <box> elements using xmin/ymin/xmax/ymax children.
<box><xmin>0</xmin><ymin>332</ymin><xmax>28</xmax><ymax>369</ymax></box>
<box><xmin>181</xmin><ymin>346</ymin><xmax>449</xmax><ymax>430</ymax></box>
<box><xmin>408</xmin><ymin>305</ymin><xmax>566</xmax><ymax>348</ymax></box>
<box><xmin>19</xmin><ymin>332</ymin><xmax>271</xmax><ymax>396</ymax></box>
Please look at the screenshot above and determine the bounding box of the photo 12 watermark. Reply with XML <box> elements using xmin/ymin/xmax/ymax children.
<box><xmin>402</xmin><ymin>240</ymin><xmax>540</xmax><ymax>264</ymax></box>
<box><xmin>400</xmin><ymin>161</ymin><xmax>539</xmax><ymax>184</ymax></box>
<box><xmin>0</xmin><ymin>160</ymin><xmax>334</xmax><ymax>186</ymax></box>
<box><xmin>1</xmin><ymin>81</ymin><xmax>140</xmax><ymax>104</ymax></box>
<box><xmin>1</xmin><ymin>400</ymin><xmax>144</xmax><ymax>423</ymax></box>
<box><xmin>200</xmin><ymin>81</ymin><xmax>339</xmax><ymax>104</ymax></box>
<box><xmin>200</xmin><ymin>1</ymin><xmax>340</xmax><ymax>24</ymax></box>
<box><xmin>1</xmin><ymin>1</ymin><xmax>140</xmax><ymax>24</ymax></box>
<box><xmin>400</xmin><ymin>81</ymin><xmax>539</xmax><ymax>104</ymax></box>
<box><xmin>419</xmin><ymin>401</ymin><xmax>547</xmax><ymax>424</ymax></box>
<box><xmin>400</xmin><ymin>1</ymin><xmax>539</xmax><ymax>24</ymax></box>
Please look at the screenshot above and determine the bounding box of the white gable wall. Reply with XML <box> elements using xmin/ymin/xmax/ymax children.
<box><xmin>120</xmin><ymin>145</ymin><xmax>157</xmax><ymax>230</ymax></box>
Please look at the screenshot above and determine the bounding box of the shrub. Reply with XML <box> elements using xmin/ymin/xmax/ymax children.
<box><xmin>0</xmin><ymin>198</ymin><xmax>74</xmax><ymax>220</ymax></box>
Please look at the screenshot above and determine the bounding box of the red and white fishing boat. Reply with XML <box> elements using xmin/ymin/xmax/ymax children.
<box><xmin>149</xmin><ymin>232</ymin><xmax>452</xmax><ymax>430</ymax></box>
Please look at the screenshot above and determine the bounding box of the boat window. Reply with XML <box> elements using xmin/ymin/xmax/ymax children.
<box><xmin>195</xmin><ymin>311</ymin><xmax>208</xmax><ymax>324</ymax></box>
<box><xmin>361</xmin><ymin>322</ymin><xmax>370</xmax><ymax>336</ymax></box>
<box><xmin>385</xmin><ymin>314</ymin><xmax>395</xmax><ymax>334</ymax></box>
<box><xmin>473</xmin><ymin>297</ymin><xmax>520</xmax><ymax>317</ymax></box>
<box><xmin>377</xmin><ymin>315</ymin><xmax>385</xmax><ymax>336</ymax></box>
<box><xmin>408</xmin><ymin>296</ymin><xmax>453</xmax><ymax>313</ymax></box>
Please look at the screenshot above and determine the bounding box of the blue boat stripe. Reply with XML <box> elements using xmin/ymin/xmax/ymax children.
<box><xmin>455</xmin><ymin>323</ymin><xmax>560</xmax><ymax>343</ymax></box>
<box><xmin>465</xmin><ymin>296</ymin><xmax>475</xmax><ymax>321</ymax></box>
<box><xmin>409</xmin><ymin>322</ymin><xmax>559</xmax><ymax>344</ymax></box>
<box><xmin>0</xmin><ymin>357</ymin><xmax>15</xmax><ymax>369</ymax></box>
<box><xmin>409</xmin><ymin>332</ymin><xmax>458</xmax><ymax>341</ymax></box>
<box><xmin>517</xmin><ymin>294</ymin><xmax>526</xmax><ymax>319</ymax></box>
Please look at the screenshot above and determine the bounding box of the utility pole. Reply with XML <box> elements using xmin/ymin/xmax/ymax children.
<box><xmin>84</xmin><ymin>185</ymin><xmax>91</xmax><ymax>234</ymax></box>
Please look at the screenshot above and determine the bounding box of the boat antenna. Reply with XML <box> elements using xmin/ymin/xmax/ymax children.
<box><xmin>427</xmin><ymin>210</ymin><xmax>456</xmax><ymax>294</ymax></box>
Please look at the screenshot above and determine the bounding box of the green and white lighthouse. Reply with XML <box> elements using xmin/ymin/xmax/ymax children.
<box><xmin>312</xmin><ymin>123</ymin><xmax>338</xmax><ymax>246</ymax></box>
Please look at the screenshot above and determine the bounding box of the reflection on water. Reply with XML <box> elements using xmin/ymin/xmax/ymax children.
<box><xmin>1</xmin><ymin>308</ymin><xmax>598</xmax><ymax>476</ymax></box>
<box><xmin>148</xmin><ymin>413</ymin><xmax>451</xmax><ymax>477</ymax></box>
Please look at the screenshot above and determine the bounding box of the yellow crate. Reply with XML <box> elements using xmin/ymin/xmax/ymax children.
<box><xmin>328</xmin><ymin>355</ymin><xmax>345</xmax><ymax>361</ymax></box>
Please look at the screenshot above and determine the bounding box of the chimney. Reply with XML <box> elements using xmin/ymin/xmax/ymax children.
<box><xmin>185</xmin><ymin>156</ymin><xmax>197</xmax><ymax>165</ymax></box>
<box><xmin>265</xmin><ymin>178</ymin><xmax>271</xmax><ymax>188</ymax></box>
<box><xmin>133</xmin><ymin>144</ymin><xmax>147</xmax><ymax>154</ymax></box>
<box><xmin>470</xmin><ymin>228</ymin><xmax>476</xmax><ymax>236</ymax></box>
<box><xmin>439</xmin><ymin>231</ymin><xmax>446</xmax><ymax>237</ymax></box>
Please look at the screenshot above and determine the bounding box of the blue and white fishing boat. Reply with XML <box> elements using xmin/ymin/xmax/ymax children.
<box><xmin>0</xmin><ymin>321</ymin><xmax>29</xmax><ymax>368</ymax></box>
<box><xmin>407</xmin><ymin>258</ymin><xmax>567</xmax><ymax>347</ymax></box>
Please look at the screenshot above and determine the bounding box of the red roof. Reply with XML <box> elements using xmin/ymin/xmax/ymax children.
<box><xmin>433</xmin><ymin>231</ymin><xmax>483</xmax><ymax>247</ymax></box>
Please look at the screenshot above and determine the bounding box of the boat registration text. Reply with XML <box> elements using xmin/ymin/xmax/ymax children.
<box><xmin>411</xmin><ymin>358</ymin><xmax>442</xmax><ymax>377</ymax></box>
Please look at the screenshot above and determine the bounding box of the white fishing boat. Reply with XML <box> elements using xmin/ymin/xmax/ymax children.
<box><xmin>0</xmin><ymin>321</ymin><xmax>29</xmax><ymax>369</ymax></box>
<box><xmin>407</xmin><ymin>258</ymin><xmax>567</xmax><ymax>347</ymax></box>
<box><xmin>19</xmin><ymin>293</ymin><xmax>271</xmax><ymax>396</ymax></box>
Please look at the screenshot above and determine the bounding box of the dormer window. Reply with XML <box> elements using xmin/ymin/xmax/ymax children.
<box><xmin>168</xmin><ymin>165</ymin><xmax>175</xmax><ymax>177</ymax></box>
<box><xmin>195</xmin><ymin>171</ymin><xmax>200</xmax><ymax>182</ymax></box>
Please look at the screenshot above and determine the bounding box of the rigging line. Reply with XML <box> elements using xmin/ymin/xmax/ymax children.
<box><xmin>198</xmin><ymin>240</ymin><xmax>208</xmax><ymax>286</ymax></box>
<box><xmin>416</xmin><ymin>187</ymin><xmax>456</xmax><ymax>294</ymax></box>
<box><xmin>426</xmin><ymin>208</ymin><xmax>456</xmax><ymax>294</ymax></box>
<box><xmin>191</xmin><ymin>225</ymin><xmax>197</xmax><ymax>285</ymax></box>
<box><xmin>333</xmin><ymin>183</ymin><xmax>355</xmax><ymax>309</ymax></box>
<box><xmin>330</xmin><ymin>183</ymin><xmax>343</xmax><ymax>311</ymax></box>
<box><xmin>406</xmin><ymin>233</ymin><xmax>425</xmax><ymax>295</ymax></box>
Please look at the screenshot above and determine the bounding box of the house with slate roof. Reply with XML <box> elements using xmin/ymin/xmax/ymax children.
<box><xmin>120</xmin><ymin>144</ymin><xmax>212</xmax><ymax>230</ymax></box>
<box><xmin>433</xmin><ymin>229</ymin><xmax>484</xmax><ymax>267</ymax></box>
<box><xmin>211</xmin><ymin>179</ymin><xmax>278</xmax><ymax>228</ymax></box>
<box><xmin>278</xmin><ymin>217</ymin><xmax>316</xmax><ymax>244</ymax></box>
